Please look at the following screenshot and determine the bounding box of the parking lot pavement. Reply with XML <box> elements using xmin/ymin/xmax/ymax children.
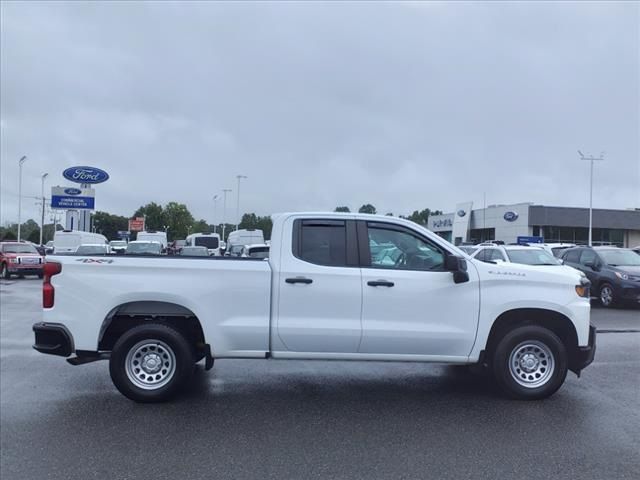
<box><xmin>1</xmin><ymin>278</ymin><xmax>639</xmax><ymax>480</ymax></box>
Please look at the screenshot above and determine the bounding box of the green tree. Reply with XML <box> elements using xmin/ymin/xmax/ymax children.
<box><xmin>385</xmin><ymin>212</ymin><xmax>394</xmax><ymax>216</ymax></box>
<box><xmin>405</xmin><ymin>208</ymin><xmax>443</xmax><ymax>225</ymax></box>
<box><xmin>133</xmin><ymin>202</ymin><xmax>165</xmax><ymax>231</ymax></box>
<box><xmin>93</xmin><ymin>211</ymin><xmax>129</xmax><ymax>240</ymax></box>
<box><xmin>358</xmin><ymin>204</ymin><xmax>377</xmax><ymax>214</ymax></box>
<box><xmin>1</xmin><ymin>230</ymin><xmax>16</xmax><ymax>241</ymax></box>
<box><xmin>334</xmin><ymin>206</ymin><xmax>350</xmax><ymax>212</ymax></box>
<box><xmin>164</xmin><ymin>202</ymin><xmax>196</xmax><ymax>241</ymax></box>
<box><xmin>238</xmin><ymin>213</ymin><xmax>273</xmax><ymax>240</ymax></box>
<box><xmin>191</xmin><ymin>219</ymin><xmax>210</xmax><ymax>236</ymax></box>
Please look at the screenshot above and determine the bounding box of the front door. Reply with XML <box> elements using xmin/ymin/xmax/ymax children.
<box><xmin>358</xmin><ymin>221</ymin><xmax>479</xmax><ymax>357</ymax></box>
<box><xmin>275</xmin><ymin>218</ymin><xmax>362</xmax><ymax>353</ymax></box>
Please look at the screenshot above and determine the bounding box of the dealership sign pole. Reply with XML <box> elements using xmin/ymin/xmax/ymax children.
<box><xmin>52</xmin><ymin>166</ymin><xmax>109</xmax><ymax>232</ymax></box>
<box><xmin>578</xmin><ymin>151</ymin><xmax>604</xmax><ymax>247</ymax></box>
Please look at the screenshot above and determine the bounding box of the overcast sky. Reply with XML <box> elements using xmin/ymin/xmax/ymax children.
<box><xmin>1</xmin><ymin>1</ymin><xmax>638</xmax><ymax>226</ymax></box>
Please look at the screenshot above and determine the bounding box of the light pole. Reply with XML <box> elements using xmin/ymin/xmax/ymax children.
<box><xmin>39</xmin><ymin>173</ymin><xmax>49</xmax><ymax>245</ymax></box>
<box><xmin>235</xmin><ymin>174</ymin><xmax>247</xmax><ymax>231</ymax></box>
<box><xmin>17</xmin><ymin>156</ymin><xmax>27</xmax><ymax>241</ymax></box>
<box><xmin>578</xmin><ymin>150</ymin><xmax>605</xmax><ymax>247</ymax></box>
<box><xmin>222</xmin><ymin>188</ymin><xmax>232</xmax><ymax>241</ymax></box>
<box><xmin>212</xmin><ymin>195</ymin><xmax>219</xmax><ymax>234</ymax></box>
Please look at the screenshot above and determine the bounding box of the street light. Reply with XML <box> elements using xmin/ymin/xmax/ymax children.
<box><xmin>212</xmin><ymin>195</ymin><xmax>219</xmax><ymax>234</ymax></box>
<box><xmin>39</xmin><ymin>173</ymin><xmax>49</xmax><ymax>245</ymax></box>
<box><xmin>17</xmin><ymin>156</ymin><xmax>27</xmax><ymax>241</ymax></box>
<box><xmin>578</xmin><ymin>150</ymin><xmax>605</xmax><ymax>246</ymax></box>
<box><xmin>235</xmin><ymin>174</ymin><xmax>247</xmax><ymax>231</ymax></box>
<box><xmin>222</xmin><ymin>188</ymin><xmax>232</xmax><ymax>241</ymax></box>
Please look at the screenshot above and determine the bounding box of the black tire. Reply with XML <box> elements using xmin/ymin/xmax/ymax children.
<box><xmin>1</xmin><ymin>263</ymin><xmax>10</xmax><ymax>279</ymax></box>
<box><xmin>599</xmin><ymin>283</ymin><xmax>615</xmax><ymax>308</ymax></box>
<box><xmin>492</xmin><ymin>325</ymin><xmax>568</xmax><ymax>400</ymax></box>
<box><xmin>109</xmin><ymin>323</ymin><xmax>195</xmax><ymax>403</ymax></box>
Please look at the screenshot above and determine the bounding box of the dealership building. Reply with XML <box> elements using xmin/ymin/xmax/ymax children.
<box><xmin>429</xmin><ymin>202</ymin><xmax>640</xmax><ymax>248</ymax></box>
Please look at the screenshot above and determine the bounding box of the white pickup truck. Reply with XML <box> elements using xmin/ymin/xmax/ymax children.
<box><xmin>33</xmin><ymin>213</ymin><xmax>595</xmax><ymax>403</ymax></box>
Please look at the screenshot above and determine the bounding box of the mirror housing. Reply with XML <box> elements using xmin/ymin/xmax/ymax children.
<box><xmin>445</xmin><ymin>254</ymin><xmax>470</xmax><ymax>284</ymax></box>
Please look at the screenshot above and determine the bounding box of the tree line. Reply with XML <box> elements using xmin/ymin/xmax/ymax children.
<box><xmin>1</xmin><ymin>202</ymin><xmax>442</xmax><ymax>243</ymax></box>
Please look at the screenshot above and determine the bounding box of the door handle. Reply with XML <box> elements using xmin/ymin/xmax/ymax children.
<box><xmin>285</xmin><ymin>277</ymin><xmax>313</xmax><ymax>284</ymax></box>
<box><xmin>367</xmin><ymin>280</ymin><xmax>394</xmax><ymax>287</ymax></box>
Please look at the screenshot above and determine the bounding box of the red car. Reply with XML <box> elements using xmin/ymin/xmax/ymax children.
<box><xmin>0</xmin><ymin>242</ymin><xmax>45</xmax><ymax>279</ymax></box>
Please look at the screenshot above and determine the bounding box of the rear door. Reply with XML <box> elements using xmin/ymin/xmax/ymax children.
<box><xmin>275</xmin><ymin>218</ymin><xmax>362</xmax><ymax>353</ymax></box>
<box><xmin>358</xmin><ymin>221</ymin><xmax>479</xmax><ymax>357</ymax></box>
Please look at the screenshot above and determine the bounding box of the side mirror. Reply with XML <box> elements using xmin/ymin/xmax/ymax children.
<box><xmin>445</xmin><ymin>254</ymin><xmax>470</xmax><ymax>284</ymax></box>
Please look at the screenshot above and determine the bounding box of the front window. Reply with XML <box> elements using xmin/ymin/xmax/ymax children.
<box><xmin>367</xmin><ymin>224</ymin><xmax>444</xmax><ymax>271</ymax></box>
<box><xmin>296</xmin><ymin>220</ymin><xmax>347</xmax><ymax>267</ymax></box>
<box><xmin>195</xmin><ymin>237</ymin><xmax>219</xmax><ymax>249</ymax></box>
<box><xmin>2</xmin><ymin>244</ymin><xmax>38</xmax><ymax>254</ymax></box>
<box><xmin>598</xmin><ymin>249</ymin><xmax>640</xmax><ymax>266</ymax></box>
<box><xmin>506</xmin><ymin>249</ymin><xmax>560</xmax><ymax>266</ymax></box>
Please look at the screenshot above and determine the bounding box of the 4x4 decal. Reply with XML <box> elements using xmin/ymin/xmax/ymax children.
<box><xmin>75</xmin><ymin>258</ymin><xmax>114</xmax><ymax>264</ymax></box>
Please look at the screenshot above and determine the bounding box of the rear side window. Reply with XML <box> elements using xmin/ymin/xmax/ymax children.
<box><xmin>474</xmin><ymin>249</ymin><xmax>489</xmax><ymax>262</ymax></box>
<box><xmin>488</xmin><ymin>249</ymin><xmax>505</xmax><ymax>261</ymax></box>
<box><xmin>579</xmin><ymin>250</ymin><xmax>597</xmax><ymax>266</ymax></box>
<box><xmin>294</xmin><ymin>220</ymin><xmax>347</xmax><ymax>267</ymax></box>
<box><xmin>564</xmin><ymin>250</ymin><xmax>581</xmax><ymax>263</ymax></box>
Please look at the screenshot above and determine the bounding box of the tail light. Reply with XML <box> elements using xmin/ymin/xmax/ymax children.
<box><xmin>43</xmin><ymin>262</ymin><xmax>62</xmax><ymax>308</ymax></box>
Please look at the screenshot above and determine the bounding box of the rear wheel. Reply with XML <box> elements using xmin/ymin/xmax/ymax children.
<box><xmin>1</xmin><ymin>263</ymin><xmax>10</xmax><ymax>279</ymax></box>
<box><xmin>492</xmin><ymin>325</ymin><xmax>568</xmax><ymax>400</ymax></box>
<box><xmin>109</xmin><ymin>323</ymin><xmax>195</xmax><ymax>403</ymax></box>
<box><xmin>599</xmin><ymin>283</ymin><xmax>615</xmax><ymax>308</ymax></box>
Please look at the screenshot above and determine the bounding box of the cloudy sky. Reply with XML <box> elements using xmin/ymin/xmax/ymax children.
<box><xmin>1</xmin><ymin>1</ymin><xmax>638</xmax><ymax>226</ymax></box>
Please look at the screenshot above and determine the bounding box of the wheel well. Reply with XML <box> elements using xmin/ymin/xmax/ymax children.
<box><xmin>98</xmin><ymin>302</ymin><xmax>206</xmax><ymax>354</ymax></box>
<box><xmin>485</xmin><ymin>308</ymin><xmax>579</xmax><ymax>360</ymax></box>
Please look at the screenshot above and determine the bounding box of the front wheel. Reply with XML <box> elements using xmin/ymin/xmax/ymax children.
<box><xmin>109</xmin><ymin>323</ymin><xmax>195</xmax><ymax>402</ymax></box>
<box><xmin>599</xmin><ymin>283</ymin><xmax>615</xmax><ymax>308</ymax></box>
<box><xmin>492</xmin><ymin>325</ymin><xmax>568</xmax><ymax>400</ymax></box>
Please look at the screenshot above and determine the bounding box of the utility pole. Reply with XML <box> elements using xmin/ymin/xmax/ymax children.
<box><xmin>222</xmin><ymin>188</ymin><xmax>232</xmax><ymax>241</ymax></box>
<box><xmin>578</xmin><ymin>150</ymin><xmax>605</xmax><ymax>247</ymax></box>
<box><xmin>212</xmin><ymin>195</ymin><xmax>219</xmax><ymax>234</ymax></box>
<box><xmin>39</xmin><ymin>173</ymin><xmax>48</xmax><ymax>245</ymax></box>
<box><xmin>235</xmin><ymin>175</ymin><xmax>247</xmax><ymax>231</ymax></box>
<box><xmin>17</xmin><ymin>156</ymin><xmax>27</xmax><ymax>241</ymax></box>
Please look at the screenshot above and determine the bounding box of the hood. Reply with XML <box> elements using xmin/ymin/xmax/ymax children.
<box><xmin>472</xmin><ymin>259</ymin><xmax>584</xmax><ymax>285</ymax></box>
<box><xmin>613</xmin><ymin>265</ymin><xmax>640</xmax><ymax>275</ymax></box>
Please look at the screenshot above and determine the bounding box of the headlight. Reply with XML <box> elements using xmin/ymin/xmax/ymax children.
<box><xmin>614</xmin><ymin>272</ymin><xmax>629</xmax><ymax>280</ymax></box>
<box><xmin>575</xmin><ymin>285</ymin><xmax>590</xmax><ymax>298</ymax></box>
<box><xmin>8</xmin><ymin>258</ymin><xmax>18</xmax><ymax>264</ymax></box>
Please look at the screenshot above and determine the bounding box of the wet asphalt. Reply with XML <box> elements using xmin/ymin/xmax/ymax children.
<box><xmin>1</xmin><ymin>278</ymin><xmax>638</xmax><ymax>480</ymax></box>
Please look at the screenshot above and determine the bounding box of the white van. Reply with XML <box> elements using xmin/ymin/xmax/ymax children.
<box><xmin>185</xmin><ymin>233</ymin><xmax>221</xmax><ymax>256</ymax></box>
<box><xmin>53</xmin><ymin>231</ymin><xmax>108</xmax><ymax>254</ymax></box>
<box><xmin>226</xmin><ymin>229</ymin><xmax>264</xmax><ymax>256</ymax></box>
<box><xmin>136</xmin><ymin>231</ymin><xmax>168</xmax><ymax>250</ymax></box>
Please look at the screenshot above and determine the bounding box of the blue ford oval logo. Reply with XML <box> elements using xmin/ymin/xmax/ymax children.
<box><xmin>63</xmin><ymin>166</ymin><xmax>109</xmax><ymax>184</ymax></box>
<box><xmin>504</xmin><ymin>211</ymin><xmax>519</xmax><ymax>222</ymax></box>
<box><xmin>457</xmin><ymin>209</ymin><xmax>466</xmax><ymax>217</ymax></box>
<box><xmin>64</xmin><ymin>188</ymin><xmax>82</xmax><ymax>195</ymax></box>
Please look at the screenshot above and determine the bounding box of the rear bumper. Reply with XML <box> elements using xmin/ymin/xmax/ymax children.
<box><xmin>32</xmin><ymin>322</ymin><xmax>74</xmax><ymax>357</ymax></box>
<box><xmin>570</xmin><ymin>324</ymin><xmax>596</xmax><ymax>375</ymax></box>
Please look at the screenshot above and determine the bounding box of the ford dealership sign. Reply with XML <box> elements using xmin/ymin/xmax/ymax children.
<box><xmin>503</xmin><ymin>211</ymin><xmax>519</xmax><ymax>222</ymax></box>
<box><xmin>457</xmin><ymin>209</ymin><xmax>467</xmax><ymax>217</ymax></box>
<box><xmin>63</xmin><ymin>166</ymin><xmax>109</xmax><ymax>184</ymax></box>
<box><xmin>64</xmin><ymin>188</ymin><xmax>82</xmax><ymax>195</ymax></box>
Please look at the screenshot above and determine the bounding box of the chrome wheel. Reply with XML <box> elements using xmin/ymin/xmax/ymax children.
<box><xmin>508</xmin><ymin>340</ymin><xmax>555</xmax><ymax>388</ymax></box>
<box><xmin>600</xmin><ymin>285</ymin><xmax>614</xmax><ymax>307</ymax></box>
<box><xmin>125</xmin><ymin>339</ymin><xmax>176</xmax><ymax>390</ymax></box>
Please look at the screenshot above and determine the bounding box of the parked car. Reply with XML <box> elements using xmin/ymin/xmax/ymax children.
<box><xmin>241</xmin><ymin>244</ymin><xmax>270</xmax><ymax>259</ymax></box>
<box><xmin>125</xmin><ymin>241</ymin><xmax>163</xmax><ymax>256</ymax></box>
<box><xmin>560</xmin><ymin>246</ymin><xmax>640</xmax><ymax>307</ymax></box>
<box><xmin>458</xmin><ymin>245</ymin><xmax>478</xmax><ymax>255</ymax></box>
<box><xmin>471</xmin><ymin>244</ymin><xmax>562</xmax><ymax>266</ymax></box>
<box><xmin>179</xmin><ymin>246</ymin><xmax>209</xmax><ymax>257</ymax></box>
<box><xmin>530</xmin><ymin>243</ymin><xmax>577</xmax><ymax>258</ymax></box>
<box><xmin>226</xmin><ymin>229</ymin><xmax>264</xmax><ymax>256</ymax></box>
<box><xmin>109</xmin><ymin>240</ymin><xmax>128</xmax><ymax>255</ymax></box>
<box><xmin>185</xmin><ymin>233</ymin><xmax>221</xmax><ymax>256</ymax></box>
<box><xmin>632</xmin><ymin>246</ymin><xmax>640</xmax><ymax>256</ymax></box>
<box><xmin>53</xmin><ymin>230</ymin><xmax>108</xmax><ymax>254</ymax></box>
<box><xmin>76</xmin><ymin>244</ymin><xmax>111</xmax><ymax>255</ymax></box>
<box><xmin>0</xmin><ymin>241</ymin><xmax>44</xmax><ymax>279</ymax></box>
<box><xmin>136</xmin><ymin>231</ymin><xmax>168</xmax><ymax>251</ymax></box>
<box><xmin>33</xmin><ymin>212</ymin><xmax>594</xmax><ymax>403</ymax></box>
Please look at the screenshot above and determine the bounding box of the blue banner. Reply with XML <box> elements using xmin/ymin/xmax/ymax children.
<box><xmin>51</xmin><ymin>195</ymin><xmax>95</xmax><ymax>209</ymax></box>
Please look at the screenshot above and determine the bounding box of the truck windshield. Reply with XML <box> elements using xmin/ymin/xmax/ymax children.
<box><xmin>195</xmin><ymin>237</ymin><xmax>219</xmax><ymax>249</ymax></box>
<box><xmin>506</xmin><ymin>249</ymin><xmax>560</xmax><ymax>266</ymax></box>
<box><xmin>248</xmin><ymin>247</ymin><xmax>269</xmax><ymax>259</ymax></box>
<box><xmin>2</xmin><ymin>244</ymin><xmax>39</xmax><ymax>254</ymax></box>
